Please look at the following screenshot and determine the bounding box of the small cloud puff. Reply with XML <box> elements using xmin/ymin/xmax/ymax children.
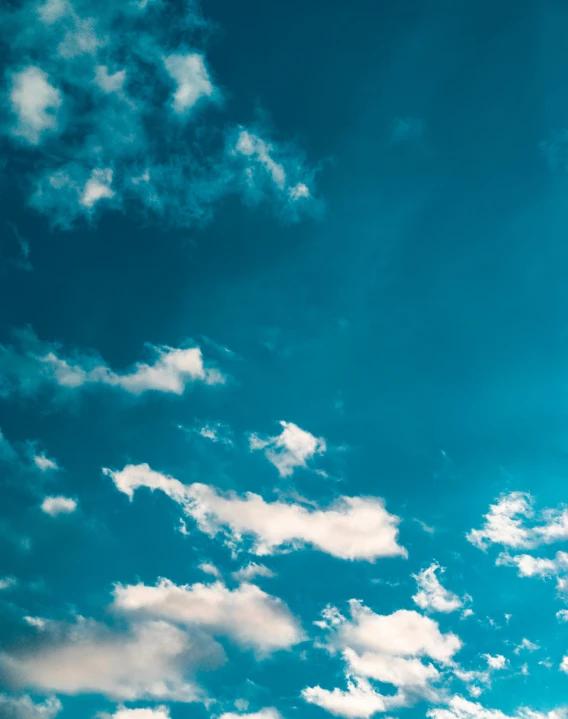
<box><xmin>40</xmin><ymin>496</ymin><xmax>77</xmax><ymax>516</ymax></box>
<box><xmin>412</xmin><ymin>563</ymin><xmax>464</xmax><ymax>614</ymax></box>
<box><xmin>0</xmin><ymin>693</ymin><xmax>62</xmax><ymax>719</ymax></box>
<box><xmin>9</xmin><ymin>66</ymin><xmax>62</xmax><ymax>145</ymax></box>
<box><xmin>249</xmin><ymin>421</ymin><xmax>326</xmax><ymax>477</ymax></box>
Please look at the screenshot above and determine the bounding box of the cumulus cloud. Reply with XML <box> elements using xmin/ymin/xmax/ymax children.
<box><xmin>112</xmin><ymin>578</ymin><xmax>303</xmax><ymax>655</ymax></box>
<box><xmin>496</xmin><ymin>551</ymin><xmax>568</xmax><ymax>582</ymax></box>
<box><xmin>1</xmin><ymin>1</ymin><xmax>320</xmax><ymax>227</ymax></box>
<box><xmin>0</xmin><ymin>328</ymin><xmax>225</xmax><ymax>399</ymax></box>
<box><xmin>249</xmin><ymin>421</ymin><xmax>326</xmax><ymax>477</ymax></box>
<box><xmin>220</xmin><ymin>710</ymin><xmax>281</xmax><ymax>719</ymax></box>
<box><xmin>0</xmin><ymin>577</ymin><xmax>18</xmax><ymax>590</ymax></box>
<box><xmin>40</xmin><ymin>496</ymin><xmax>77</xmax><ymax>516</ymax></box>
<box><xmin>467</xmin><ymin>492</ymin><xmax>568</xmax><ymax>551</ymax></box>
<box><xmin>0</xmin><ymin>694</ymin><xmax>62</xmax><ymax>719</ymax></box>
<box><xmin>164</xmin><ymin>53</ymin><xmax>215</xmax><ymax>114</ymax></box>
<box><xmin>104</xmin><ymin>463</ymin><xmax>406</xmax><ymax>561</ymax></box>
<box><xmin>412</xmin><ymin>563</ymin><xmax>463</xmax><ymax>613</ymax></box>
<box><xmin>179</xmin><ymin>420</ymin><xmax>234</xmax><ymax>446</ymax></box>
<box><xmin>1</xmin><ymin>617</ymin><xmax>211</xmax><ymax>702</ymax></box>
<box><xmin>303</xmin><ymin>599</ymin><xmax>461</xmax><ymax>716</ymax></box>
<box><xmin>9</xmin><ymin>67</ymin><xmax>62</xmax><ymax>144</ymax></box>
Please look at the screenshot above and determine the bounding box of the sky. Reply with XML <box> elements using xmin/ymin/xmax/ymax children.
<box><xmin>3</xmin><ymin>1</ymin><xmax>568</xmax><ymax>718</ymax></box>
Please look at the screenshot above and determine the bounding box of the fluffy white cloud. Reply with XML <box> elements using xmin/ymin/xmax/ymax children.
<box><xmin>104</xmin><ymin>463</ymin><xmax>406</xmax><ymax>561</ymax></box>
<box><xmin>514</xmin><ymin>640</ymin><xmax>539</xmax><ymax>655</ymax></box>
<box><xmin>483</xmin><ymin>655</ymin><xmax>507</xmax><ymax>670</ymax></box>
<box><xmin>1</xmin><ymin>618</ymin><xmax>209</xmax><ymax>702</ymax></box>
<box><xmin>303</xmin><ymin>600</ymin><xmax>461</xmax><ymax>717</ymax></box>
<box><xmin>249</xmin><ymin>421</ymin><xmax>326</xmax><ymax>477</ymax></box>
<box><xmin>0</xmin><ymin>577</ymin><xmax>17</xmax><ymax>590</ymax></box>
<box><xmin>302</xmin><ymin>677</ymin><xmax>395</xmax><ymax>719</ymax></box>
<box><xmin>412</xmin><ymin>563</ymin><xmax>463</xmax><ymax>613</ymax></box>
<box><xmin>10</xmin><ymin>67</ymin><xmax>62</xmax><ymax>144</ymax></box>
<box><xmin>102</xmin><ymin>707</ymin><xmax>170</xmax><ymax>719</ymax></box>
<box><xmin>33</xmin><ymin>454</ymin><xmax>59</xmax><ymax>472</ymax></box>
<box><xmin>79</xmin><ymin>168</ymin><xmax>115</xmax><ymax>208</ymax></box>
<box><xmin>557</xmin><ymin>609</ymin><xmax>568</xmax><ymax>622</ymax></box>
<box><xmin>0</xmin><ymin>694</ymin><xmax>62</xmax><ymax>719</ymax></box>
<box><xmin>0</xmin><ymin>329</ymin><xmax>225</xmax><ymax>398</ymax></box>
<box><xmin>40</xmin><ymin>496</ymin><xmax>77</xmax><ymax>516</ymax></box>
<box><xmin>232</xmin><ymin>563</ymin><xmax>275</xmax><ymax>582</ymax></box>
<box><xmin>164</xmin><ymin>53</ymin><xmax>215</xmax><ymax>114</ymax></box>
<box><xmin>496</xmin><ymin>551</ymin><xmax>568</xmax><ymax>578</ymax></box>
<box><xmin>467</xmin><ymin>492</ymin><xmax>568</xmax><ymax>552</ymax></box>
<box><xmin>428</xmin><ymin>695</ymin><xmax>568</xmax><ymax>719</ymax></box>
<box><xmin>112</xmin><ymin>578</ymin><xmax>303</xmax><ymax>654</ymax></box>
<box><xmin>94</xmin><ymin>65</ymin><xmax>126</xmax><ymax>93</ymax></box>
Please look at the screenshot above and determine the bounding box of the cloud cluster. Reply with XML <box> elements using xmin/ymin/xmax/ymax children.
<box><xmin>249</xmin><ymin>421</ymin><xmax>326</xmax><ymax>477</ymax></box>
<box><xmin>0</xmin><ymin>328</ymin><xmax>224</xmax><ymax>399</ymax></box>
<box><xmin>428</xmin><ymin>695</ymin><xmax>568</xmax><ymax>719</ymax></box>
<box><xmin>303</xmin><ymin>600</ymin><xmax>462</xmax><ymax>717</ymax></box>
<box><xmin>2</xmin><ymin>0</ymin><xmax>318</xmax><ymax>227</ymax></box>
<box><xmin>104</xmin><ymin>463</ymin><xmax>407</xmax><ymax>561</ymax></box>
<box><xmin>112</xmin><ymin>578</ymin><xmax>303</xmax><ymax>655</ymax></box>
<box><xmin>0</xmin><ymin>694</ymin><xmax>61</xmax><ymax>719</ymax></box>
<box><xmin>412</xmin><ymin>563</ymin><xmax>464</xmax><ymax>614</ymax></box>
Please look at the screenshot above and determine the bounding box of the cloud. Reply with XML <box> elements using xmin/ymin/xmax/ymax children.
<box><xmin>33</xmin><ymin>454</ymin><xmax>59</xmax><ymax>472</ymax></box>
<box><xmin>496</xmin><ymin>551</ymin><xmax>568</xmax><ymax>579</ymax></box>
<box><xmin>249</xmin><ymin>421</ymin><xmax>326</xmax><ymax>477</ymax></box>
<box><xmin>0</xmin><ymin>328</ymin><xmax>225</xmax><ymax>398</ymax></box>
<box><xmin>232</xmin><ymin>563</ymin><xmax>275</xmax><ymax>582</ymax></box>
<box><xmin>40</xmin><ymin>496</ymin><xmax>77</xmax><ymax>516</ymax></box>
<box><xmin>303</xmin><ymin>600</ymin><xmax>461</xmax><ymax>716</ymax></box>
<box><xmin>0</xmin><ymin>429</ymin><xmax>19</xmax><ymax>463</ymax></box>
<box><xmin>1</xmin><ymin>617</ymin><xmax>212</xmax><ymax>702</ymax></box>
<box><xmin>179</xmin><ymin>420</ymin><xmax>234</xmax><ymax>446</ymax></box>
<box><xmin>514</xmin><ymin>640</ymin><xmax>539</xmax><ymax>655</ymax></box>
<box><xmin>302</xmin><ymin>676</ymin><xmax>397</xmax><ymax>719</ymax></box>
<box><xmin>0</xmin><ymin>694</ymin><xmax>62</xmax><ymax>719</ymax></box>
<box><xmin>557</xmin><ymin>609</ymin><xmax>568</xmax><ymax>622</ymax></box>
<box><xmin>9</xmin><ymin>67</ymin><xmax>62</xmax><ymax>144</ymax></box>
<box><xmin>427</xmin><ymin>695</ymin><xmax>568</xmax><ymax>719</ymax></box>
<box><xmin>101</xmin><ymin>707</ymin><xmax>170</xmax><ymax>719</ymax></box>
<box><xmin>220</xmin><ymin>710</ymin><xmax>282</xmax><ymax>719</ymax></box>
<box><xmin>164</xmin><ymin>53</ymin><xmax>215</xmax><ymax>114</ymax></box>
<box><xmin>104</xmin><ymin>463</ymin><xmax>407</xmax><ymax>561</ymax></box>
<box><xmin>0</xmin><ymin>577</ymin><xmax>18</xmax><ymax>590</ymax></box>
<box><xmin>112</xmin><ymin>578</ymin><xmax>303</xmax><ymax>655</ymax></box>
<box><xmin>467</xmin><ymin>492</ymin><xmax>568</xmax><ymax>552</ymax></box>
<box><xmin>412</xmin><ymin>563</ymin><xmax>463</xmax><ymax>613</ymax></box>
<box><xmin>1</xmin><ymin>0</ymin><xmax>320</xmax><ymax>227</ymax></box>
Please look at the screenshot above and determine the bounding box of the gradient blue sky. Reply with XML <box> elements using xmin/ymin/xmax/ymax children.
<box><xmin>2</xmin><ymin>2</ymin><xmax>568</xmax><ymax>719</ymax></box>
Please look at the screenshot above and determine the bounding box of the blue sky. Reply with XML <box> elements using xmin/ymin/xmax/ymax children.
<box><xmin>3</xmin><ymin>1</ymin><xmax>568</xmax><ymax>719</ymax></box>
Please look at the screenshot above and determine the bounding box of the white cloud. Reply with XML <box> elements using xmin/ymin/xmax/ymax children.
<box><xmin>483</xmin><ymin>655</ymin><xmax>507</xmax><ymax>670</ymax></box>
<box><xmin>94</xmin><ymin>65</ymin><xmax>126</xmax><ymax>93</ymax></box>
<box><xmin>0</xmin><ymin>694</ymin><xmax>62</xmax><ymax>719</ymax></box>
<box><xmin>198</xmin><ymin>562</ymin><xmax>221</xmax><ymax>579</ymax></box>
<box><xmin>1</xmin><ymin>618</ymin><xmax>208</xmax><ymax>702</ymax></box>
<box><xmin>220</xmin><ymin>709</ymin><xmax>282</xmax><ymax>719</ymax></box>
<box><xmin>249</xmin><ymin>421</ymin><xmax>326</xmax><ymax>477</ymax></box>
<box><xmin>412</xmin><ymin>563</ymin><xmax>463</xmax><ymax>613</ymax></box>
<box><xmin>232</xmin><ymin>563</ymin><xmax>275</xmax><ymax>582</ymax></box>
<box><xmin>112</xmin><ymin>578</ymin><xmax>303</xmax><ymax>655</ymax></box>
<box><xmin>467</xmin><ymin>492</ymin><xmax>568</xmax><ymax>551</ymax></box>
<box><xmin>101</xmin><ymin>707</ymin><xmax>170</xmax><ymax>719</ymax></box>
<box><xmin>514</xmin><ymin>639</ymin><xmax>539</xmax><ymax>655</ymax></box>
<box><xmin>10</xmin><ymin>67</ymin><xmax>61</xmax><ymax>144</ymax></box>
<box><xmin>104</xmin><ymin>463</ymin><xmax>407</xmax><ymax>561</ymax></box>
<box><xmin>33</xmin><ymin>454</ymin><xmax>59</xmax><ymax>472</ymax></box>
<box><xmin>557</xmin><ymin>609</ymin><xmax>568</xmax><ymax>622</ymax></box>
<box><xmin>428</xmin><ymin>696</ymin><xmax>568</xmax><ymax>719</ymax></box>
<box><xmin>0</xmin><ymin>577</ymin><xmax>18</xmax><ymax>590</ymax></box>
<box><xmin>0</xmin><ymin>330</ymin><xmax>225</xmax><ymax>398</ymax></box>
<box><xmin>164</xmin><ymin>53</ymin><xmax>215</xmax><ymax>114</ymax></box>
<box><xmin>40</xmin><ymin>496</ymin><xmax>77</xmax><ymax>516</ymax></box>
<box><xmin>236</xmin><ymin>131</ymin><xmax>287</xmax><ymax>189</ymax></box>
<box><xmin>79</xmin><ymin>168</ymin><xmax>115</xmax><ymax>208</ymax></box>
<box><xmin>180</xmin><ymin>420</ymin><xmax>233</xmax><ymax>446</ymax></box>
<box><xmin>37</xmin><ymin>0</ymin><xmax>69</xmax><ymax>24</ymax></box>
<box><xmin>304</xmin><ymin>600</ymin><xmax>461</xmax><ymax>716</ymax></box>
<box><xmin>302</xmin><ymin>676</ymin><xmax>395</xmax><ymax>719</ymax></box>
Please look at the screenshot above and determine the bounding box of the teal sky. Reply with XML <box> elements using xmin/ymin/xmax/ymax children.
<box><xmin>2</xmin><ymin>2</ymin><xmax>568</xmax><ymax>719</ymax></box>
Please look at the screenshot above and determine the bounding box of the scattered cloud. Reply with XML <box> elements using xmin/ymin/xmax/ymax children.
<box><xmin>1</xmin><ymin>617</ymin><xmax>210</xmax><ymax>702</ymax></box>
<box><xmin>100</xmin><ymin>708</ymin><xmax>170</xmax><ymax>719</ymax></box>
<box><xmin>0</xmin><ymin>693</ymin><xmax>62</xmax><ymax>719</ymax></box>
<box><xmin>33</xmin><ymin>454</ymin><xmax>59</xmax><ymax>472</ymax></box>
<box><xmin>104</xmin><ymin>463</ymin><xmax>407</xmax><ymax>561</ymax></box>
<box><xmin>412</xmin><ymin>563</ymin><xmax>464</xmax><ymax>613</ymax></box>
<box><xmin>0</xmin><ymin>328</ymin><xmax>225</xmax><ymax>399</ymax></box>
<box><xmin>428</xmin><ymin>695</ymin><xmax>568</xmax><ymax>719</ymax></box>
<box><xmin>40</xmin><ymin>496</ymin><xmax>77</xmax><ymax>516</ymax></box>
<box><xmin>232</xmin><ymin>563</ymin><xmax>275</xmax><ymax>582</ymax></box>
<box><xmin>514</xmin><ymin>639</ymin><xmax>539</xmax><ymax>655</ymax></box>
<box><xmin>0</xmin><ymin>577</ymin><xmax>18</xmax><ymax>590</ymax></box>
<box><xmin>9</xmin><ymin>66</ymin><xmax>62</xmax><ymax>145</ymax></box>
<box><xmin>179</xmin><ymin>420</ymin><xmax>234</xmax><ymax>446</ymax></box>
<box><xmin>164</xmin><ymin>53</ymin><xmax>216</xmax><ymax>115</ymax></box>
<box><xmin>112</xmin><ymin>578</ymin><xmax>303</xmax><ymax>655</ymax></box>
<box><xmin>249</xmin><ymin>421</ymin><xmax>327</xmax><ymax>477</ymax></box>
